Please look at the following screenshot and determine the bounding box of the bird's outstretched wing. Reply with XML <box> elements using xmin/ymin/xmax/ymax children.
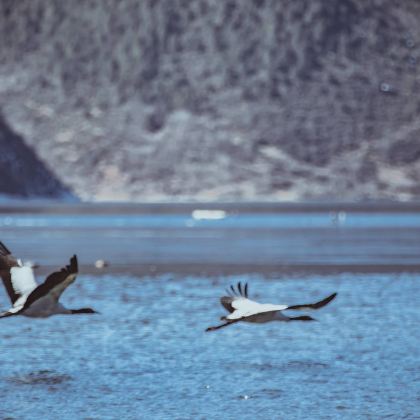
<box><xmin>211</xmin><ymin>282</ymin><xmax>287</xmax><ymax>331</ymax></box>
<box><xmin>0</xmin><ymin>241</ymin><xmax>13</xmax><ymax>264</ymax></box>
<box><xmin>226</xmin><ymin>300</ymin><xmax>288</xmax><ymax>320</ymax></box>
<box><xmin>220</xmin><ymin>281</ymin><xmax>249</xmax><ymax>313</ymax></box>
<box><xmin>0</xmin><ymin>304</ymin><xmax>25</xmax><ymax>318</ymax></box>
<box><xmin>220</xmin><ymin>282</ymin><xmax>287</xmax><ymax>318</ymax></box>
<box><xmin>226</xmin><ymin>293</ymin><xmax>337</xmax><ymax>319</ymax></box>
<box><xmin>22</xmin><ymin>255</ymin><xmax>78</xmax><ymax>311</ymax></box>
<box><xmin>0</xmin><ymin>241</ymin><xmax>37</xmax><ymax>304</ymax></box>
<box><xmin>286</xmin><ymin>293</ymin><xmax>337</xmax><ymax>310</ymax></box>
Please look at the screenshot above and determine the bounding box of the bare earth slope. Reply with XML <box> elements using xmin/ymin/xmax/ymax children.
<box><xmin>0</xmin><ymin>0</ymin><xmax>419</xmax><ymax>201</ymax></box>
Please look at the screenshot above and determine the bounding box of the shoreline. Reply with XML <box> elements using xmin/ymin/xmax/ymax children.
<box><xmin>2</xmin><ymin>203</ymin><xmax>419</xmax><ymax>275</ymax></box>
<box><xmin>34</xmin><ymin>263</ymin><xmax>420</xmax><ymax>277</ymax></box>
<box><xmin>1</xmin><ymin>200</ymin><xmax>420</xmax><ymax>214</ymax></box>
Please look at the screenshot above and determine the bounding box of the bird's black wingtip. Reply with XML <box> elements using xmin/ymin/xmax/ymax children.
<box><xmin>326</xmin><ymin>292</ymin><xmax>338</xmax><ymax>302</ymax></box>
<box><xmin>68</xmin><ymin>255</ymin><xmax>78</xmax><ymax>273</ymax></box>
<box><xmin>227</xmin><ymin>281</ymin><xmax>248</xmax><ymax>298</ymax></box>
<box><xmin>314</xmin><ymin>292</ymin><xmax>337</xmax><ymax>309</ymax></box>
<box><xmin>0</xmin><ymin>241</ymin><xmax>11</xmax><ymax>256</ymax></box>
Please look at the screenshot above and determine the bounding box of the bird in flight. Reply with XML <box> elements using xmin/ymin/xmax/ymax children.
<box><xmin>206</xmin><ymin>282</ymin><xmax>337</xmax><ymax>331</ymax></box>
<box><xmin>0</xmin><ymin>241</ymin><xmax>98</xmax><ymax>318</ymax></box>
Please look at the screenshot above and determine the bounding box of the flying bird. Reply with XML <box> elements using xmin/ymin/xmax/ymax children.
<box><xmin>0</xmin><ymin>241</ymin><xmax>98</xmax><ymax>318</ymax></box>
<box><xmin>206</xmin><ymin>282</ymin><xmax>337</xmax><ymax>331</ymax></box>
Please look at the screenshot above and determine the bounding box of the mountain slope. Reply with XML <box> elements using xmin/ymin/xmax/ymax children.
<box><xmin>0</xmin><ymin>113</ymin><xmax>73</xmax><ymax>198</ymax></box>
<box><xmin>0</xmin><ymin>0</ymin><xmax>419</xmax><ymax>201</ymax></box>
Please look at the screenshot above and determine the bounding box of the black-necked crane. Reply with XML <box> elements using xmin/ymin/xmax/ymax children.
<box><xmin>206</xmin><ymin>282</ymin><xmax>337</xmax><ymax>331</ymax></box>
<box><xmin>0</xmin><ymin>241</ymin><xmax>97</xmax><ymax>318</ymax></box>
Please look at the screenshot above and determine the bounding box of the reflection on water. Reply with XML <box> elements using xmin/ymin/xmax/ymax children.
<box><xmin>8</xmin><ymin>370</ymin><xmax>72</xmax><ymax>386</ymax></box>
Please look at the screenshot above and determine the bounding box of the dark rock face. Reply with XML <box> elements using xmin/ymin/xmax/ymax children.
<box><xmin>387</xmin><ymin>137</ymin><xmax>420</xmax><ymax>166</ymax></box>
<box><xmin>0</xmin><ymin>114</ymin><xmax>72</xmax><ymax>198</ymax></box>
<box><xmin>0</xmin><ymin>0</ymin><xmax>419</xmax><ymax>201</ymax></box>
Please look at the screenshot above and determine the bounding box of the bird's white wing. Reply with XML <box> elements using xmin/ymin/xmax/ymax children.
<box><xmin>0</xmin><ymin>294</ymin><xmax>28</xmax><ymax>317</ymax></box>
<box><xmin>9</xmin><ymin>266</ymin><xmax>38</xmax><ymax>297</ymax></box>
<box><xmin>227</xmin><ymin>298</ymin><xmax>288</xmax><ymax>320</ymax></box>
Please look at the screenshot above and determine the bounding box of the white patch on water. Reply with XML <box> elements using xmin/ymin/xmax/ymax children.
<box><xmin>191</xmin><ymin>209</ymin><xmax>227</xmax><ymax>220</ymax></box>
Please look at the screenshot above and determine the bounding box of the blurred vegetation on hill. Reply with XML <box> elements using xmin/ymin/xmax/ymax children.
<box><xmin>0</xmin><ymin>0</ymin><xmax>419</xmax><ymax>201</ymax></box>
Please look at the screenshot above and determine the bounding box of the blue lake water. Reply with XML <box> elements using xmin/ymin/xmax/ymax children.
<box><xmin>1</xmin><ymin>209</ymin><xmax>420</xmax><ymax>269</ymax></box>
<box><xmin>0</xmin><ymin>273</ymin><xmax>419</xmax><ymax>419</ymax></box>
<box><xmin>0</xmin><ymin>207</ymin><xmax>419</xmax><ymax>418</ymax></box>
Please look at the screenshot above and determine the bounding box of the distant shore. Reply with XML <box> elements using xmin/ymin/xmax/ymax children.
<box><xmin>32</xmin><ymin>263</ymin><xmax>420</xmax><ymax>277</ymax></box>
<box><xmin>1</xmin><ymin>200</ymin><xmax>420</xmax><ymax>214</ymax></box>
<box><xmin>1</xmin><ymin>204</ymin><xmax>420</xmax><ymax>274</ymax></box>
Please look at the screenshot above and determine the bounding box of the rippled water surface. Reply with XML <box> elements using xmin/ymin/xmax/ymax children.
<box><xmin>0</xmin><ymin>273</ymin><xmax>418</xmax><ymax>419</ymax></box>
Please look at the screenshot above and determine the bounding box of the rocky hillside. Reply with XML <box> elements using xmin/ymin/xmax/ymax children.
<box><xmin>0</xmin><ymin>0</ymin><xmax>419</xmax><ymax>201</ymax></box>
<box><xmin>0</xmin><ymin>114</ymin><xmax>72</xmax><ymax>199</ymax></box>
